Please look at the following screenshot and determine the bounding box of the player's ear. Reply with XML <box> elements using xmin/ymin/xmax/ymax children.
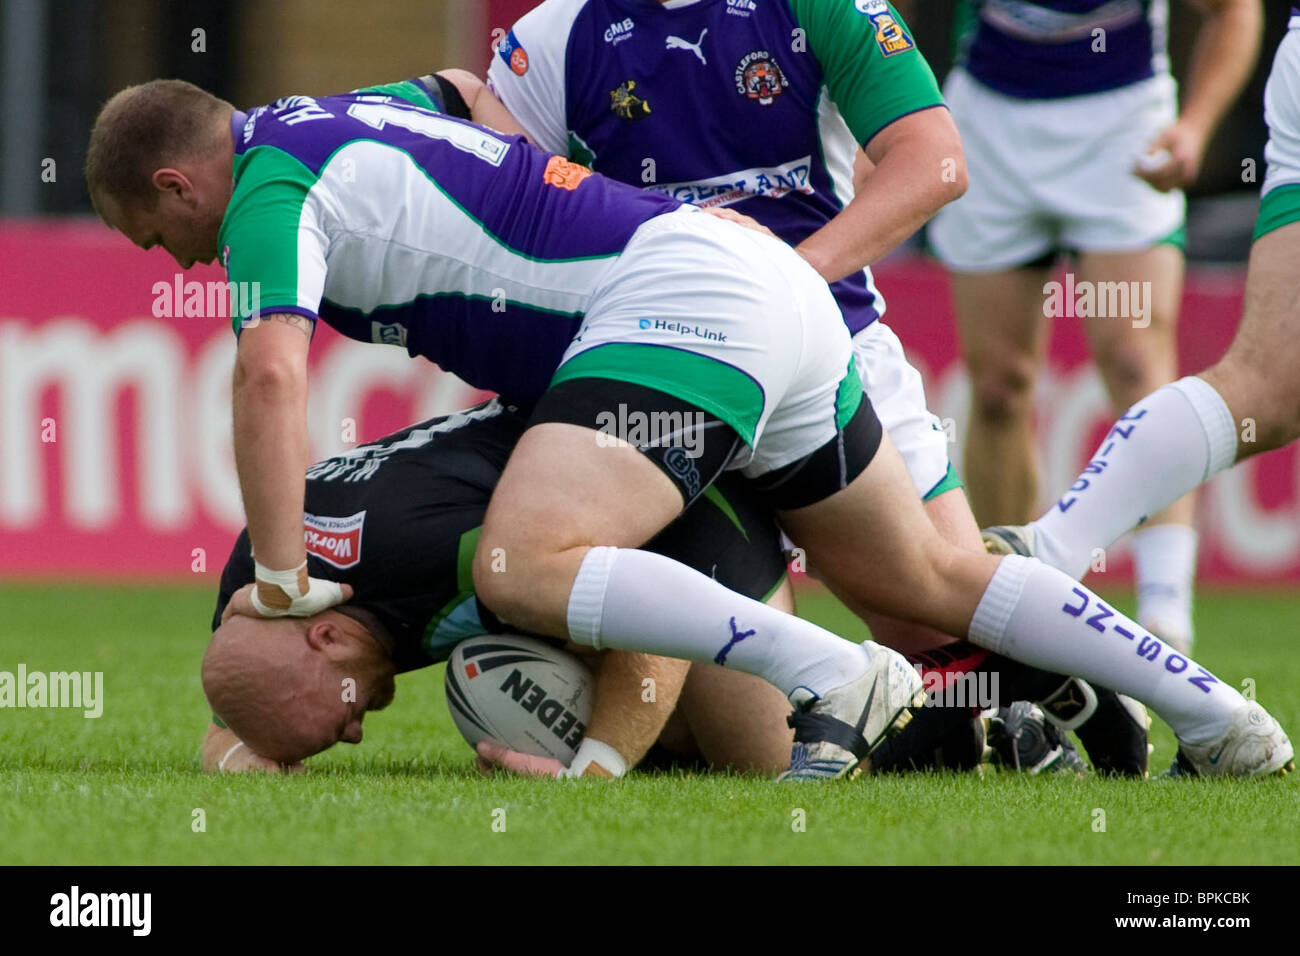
<box><xmin>151</xmin><ymin>167</ymin><xmax>194</xmax><ymax>202</ymax></box>
<box><xmin>304</xmin><ymin>617</ymin><xmax>342</xmax><ymax>653</ymax></box>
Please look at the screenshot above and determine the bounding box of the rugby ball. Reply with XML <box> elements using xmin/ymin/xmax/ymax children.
<box><xmin>445</xmin><ymin>634</ymin><xmax>594</xmax><ymax>762</ymax></box>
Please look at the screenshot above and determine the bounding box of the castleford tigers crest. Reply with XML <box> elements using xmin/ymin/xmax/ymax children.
<box><xmin>735</xmin><ymin>51</ymin><xmax>788</xmax><ymax>106</ymax></box>
<box><xmin>609</xmin><ymin>79</ymin><xmax>652</xmax><ymax>120</ymax></box>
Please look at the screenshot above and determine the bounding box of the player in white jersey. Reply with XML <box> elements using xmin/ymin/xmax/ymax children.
<box><xmin>982</xmin><ymin>17</ymin><xmax>1300</xmax><ymax>656</ymax></box>
<box><xmin>84</xmin><ymin>78</ymin><xmax>1292</xmax><ymax>779</ymax></box>
<box><xmin>923</xmin><ymin>0</ymin><xmax>1263</xmax><ymax>654</ymax></box>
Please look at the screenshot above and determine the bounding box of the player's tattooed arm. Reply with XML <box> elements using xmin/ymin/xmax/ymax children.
<box><xmin>258</xmin><ymin>311</ymin><xmax>313</xmax><ymax>338</ymax></box>
<box><xmin>437</xmin><ymin>69</ymin><xmax>528</xmax><ymax>138</ymax></box>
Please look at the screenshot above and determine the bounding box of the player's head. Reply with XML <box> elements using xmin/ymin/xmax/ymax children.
<box><xmin>85</xmin><ymin>79</ymin><xmax>235</xmax><ymax>269</ymax></box>
<box><xmin>202</xmin><ymin>609</ymin><xmax>397</xmax><ymax>764</ymax></box>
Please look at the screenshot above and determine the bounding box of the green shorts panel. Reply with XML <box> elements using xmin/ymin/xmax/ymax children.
<box><xmin>834</xmin><ymin>357</ymin><xmax>864</xmax><ymax>430</ymax></box>
<box><xmin>1155</xmin><ymin>223</ymin><xmax>1187</xmax><ymax>251</ymax></box>
<box><xmin>1254</xmin><ymin>184</ymin><xmax>1300</xmax><ymax>241</ymax></box>
<box><xmin>549</xmin><ymin>343</ymin><xmax>765</xmax><ymax>446</ymax></box>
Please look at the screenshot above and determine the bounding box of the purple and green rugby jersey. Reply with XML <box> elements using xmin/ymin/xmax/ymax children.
<box><xmin>218</xmin><ymin>79</ymin><xmax>680</xmax><ymax>402</ymax></box>
<box><xmin>953</xmin><ymin>0</ymin><xmax>1171</xmax><ymax>99</ymax></box>
<box><xmin>488</xmin><ymin>0</ymin><xmax>945</xmax><ymax>336</ymax></box>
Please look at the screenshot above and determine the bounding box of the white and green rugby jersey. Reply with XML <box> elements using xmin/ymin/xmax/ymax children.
<box><xmin>219</xmin><ymin>79</ymin><xmax>681</xmax><ymax>402</ymax></box>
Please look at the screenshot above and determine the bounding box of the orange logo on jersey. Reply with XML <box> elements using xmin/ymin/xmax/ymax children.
<box><xmin>543</xmin><ymin>154</ymin><xmax>594</xmax><ymax>191</ymax></box>
<box><xmin>870</xmin><ymin>12</ymin><xmax>914</xmax><ymax>56</ymax></box>
<box><xmin>510</xmin><ymin>47</ymin><xmax>529</xmax><ymax>76</ymax></box>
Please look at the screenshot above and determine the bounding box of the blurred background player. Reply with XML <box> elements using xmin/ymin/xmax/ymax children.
<box><xmin>986</xmin><ymin>13</ymin><xmax>1300</xmax><ymax>638</ymax></box>
<box><xmin>923</xmin><ymin>0</ymin><xmax>1263</xmax><ymax>656</ymax></box>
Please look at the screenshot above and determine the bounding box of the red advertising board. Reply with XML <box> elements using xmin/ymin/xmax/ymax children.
<box><xmin>1</xmin><ymin>221</ymin><xmax>1296</xmax><ymax>583</ymax></box>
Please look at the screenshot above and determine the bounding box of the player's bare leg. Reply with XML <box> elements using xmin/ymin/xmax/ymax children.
<box><xmin>951</xmin><ymin>265</ymin><xmax>1054</xmax><ymax>525</ymax></box>
<box><xmin>846</xmin><ymin>486</ymin><xmax>984</xmax><ymax>655</ymax></box>
<box><xmin>1078</xmin><ymin>245</ymin><xmax>1198</xmax><ymax>650</ymax></box>
<box><xmin>1202</xmin><ymin>220</ymin><xmax>1300</xmax><ymax>454</ymax></box>
<box><xmin>475</xmin><ymin>416</ymin><xmax>1284</xmax><ymax>775</ymax></box>
<box><xmin>1013</xmin><ymin>222</ymin><xmax>1300</xmax><ymax>581</ymax></box>
<box><xmin>473</xmin><ymin>420</ymin><xmax>916</xmax><ymax>780</ymax></box>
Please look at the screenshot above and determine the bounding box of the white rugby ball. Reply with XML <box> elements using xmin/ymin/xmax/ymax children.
<box><xmin>445</xmin><ymin>634</ymin><xmax>594</xmax><ymax>762</ymax></box>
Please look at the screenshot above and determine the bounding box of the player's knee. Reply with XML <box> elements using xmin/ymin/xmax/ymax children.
<box><xmin>471</xmin><ymin>538</ymin><xmax>528</xmax><ymax>625</ymax></box>
<box><xmin>969</xmin><ymin>363</ymin><xmax>1036</xmax><ymax>426</ymax></box>
<box><xmin>1252</xmin><ymin>403</ymin><xmax>1300</xmax><ymax>454</ymax></box>
<box><xmin>1096</xmin><ymin>343</ymin><xmax>1159</xmax><ymax>403</ymax></box>
<box><xmin>1206</xmin><ymin>360</ymin><xmax>1300</xmax><ymax>455</ymax></box>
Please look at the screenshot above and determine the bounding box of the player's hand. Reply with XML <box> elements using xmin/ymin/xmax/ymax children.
<box><xmin>218</xmin><ymin>742</ymin><xmax>306</xmax><ymax>774</ymax></box>
<box><xmin>474</xmin><ymin>740</ymin><xmax>566</xmax><ymax>778</ymax></box>
<box><xmin>701</xmin><ymin>205</ymin><xmax>778</xmax><ymax>238</ymax></box>
<box><xmin>1133</xmin><ymin>120</ymin><xmax>1207</xmax><ymax>192</ymax></box>
<box><xmin>220</xmin><ymin>579</ymin><xmax>354</xmax><ymax>623</ymax></box>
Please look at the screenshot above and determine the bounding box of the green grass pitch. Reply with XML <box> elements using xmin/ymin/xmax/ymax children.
<box><xmin>0</xmin><ymin>582</ymin><xmax>1296</xmax><ymax>865</ymax></box>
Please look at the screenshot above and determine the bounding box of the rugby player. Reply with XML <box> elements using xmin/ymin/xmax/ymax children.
<box><xmin>84</xmin><ymin>78</ymin><xmax>1291</xmax><ymax>778</ymax></box>
<box><xmin>199</xmin><ymin>402</ymin><xmax>1097</xmax><ymax>776</ymax></box>
<box><xmin>978</xmin><ymin>14</ymin><xmax>1300</xmax><ymax>660</ymax></box>
<box><xmin>485</xmin><ymin>0</ymin><xmax>983</xmax><ymax>661</ymax></box>
<box><xmin>478</xmin><ymin>0</ymin><xmax>1143</xmax><ymax>769</ymax></box>
<box><xmin>924</xmin><ymin>0</ymin><xmax>1263</xmax><ymax>655</ymax></box>
<box><xmin>200</xmin><ymin>401</ymin><xmax>798</xmax><ymax>775</ymax></box>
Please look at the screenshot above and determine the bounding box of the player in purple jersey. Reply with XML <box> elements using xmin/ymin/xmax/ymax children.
<box><xmin>85</xmin><ymin>77</ymin><xmax>1292</xmax><ymax>778</ymax></box>
<box><xmin>920</xmin><ymin>0</ymin><xmax>1263</xmax><ymax>655</ymax></box>
<box><xmin>486</xmin><ymin>0</ymin><xmax>993</xmax><ymax>662</ymax></box>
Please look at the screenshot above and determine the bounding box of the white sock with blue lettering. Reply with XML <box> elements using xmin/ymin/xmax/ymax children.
<box><xmin>969</xmin><ymin>556</ymin><xmax>1242</xmax><ymax>744</ymax></box>
<box><xmin>1031</xmin><ymin>377</ymin><xmax>1236</xmax><ymax>580</ymax></box>
<box><xmin>1133</xmin><ymin>523</ymin><xmax>1199</xmax><ymax>651</ymax></box>
<box><xmin>566</xmin><ymin>546</ymin><xmax>869</xmax><ymax>703</ymax></box>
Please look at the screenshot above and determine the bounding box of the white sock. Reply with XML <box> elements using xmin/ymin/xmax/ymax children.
<box><xmin>567</xmin><ymin>546</ymin><xmax>869</xmax><ymax>703</ymax></box>
<box><xmin>1133</xmin><ymin>524</ymin><xmax>1198</xmax><ymax>645</ymax></box>
<box><xmin>1032</xmin><ymin>377</ymin><xmax>1236</xmax><ymax>579</ymax></box>
<box><xmin>969</xmin><ymin>555</ymin><xmax>1242</xmax><ymax>744</ymax></box>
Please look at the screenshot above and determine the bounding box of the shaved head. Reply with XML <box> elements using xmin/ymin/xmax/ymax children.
<box><xmin>202</xmin><ymin>610</ymin><xmax>396</xmax><ymax>764</ymax></box>
<box><xmin>85</xmin><ymin>79</ymin><xmax>233</xmax><ymax>214</ymax></box>
<box><xmin>85</xmin><ymin>79</ymin><xmax>236</xmax><ymax>269</ymax></box>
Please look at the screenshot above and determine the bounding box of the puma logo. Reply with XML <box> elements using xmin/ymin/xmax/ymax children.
<box><xmin>666</xmin><ymin>28</ymin><xmax>708</xmax><ymax>65</ymax></box>
<box><xmin>714</xmin><ymin>616</ymin><xmax>756</xmax><ymax>666</ymax></box>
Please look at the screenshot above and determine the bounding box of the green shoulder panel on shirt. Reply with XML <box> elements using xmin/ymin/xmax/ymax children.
<box><xmin>786</xmin><ymin>0</ymin><xmax>945</xmax><ymax>146</ymax></box>
<box><xmin>219</xmin><ymin>146</ymin><xmax>322</xmax><ymax>331</ymax></box>
<box><xmin>354</xmin><ymin>79</ymin><xmax>441</xmax><ymax>112</ymax></box>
